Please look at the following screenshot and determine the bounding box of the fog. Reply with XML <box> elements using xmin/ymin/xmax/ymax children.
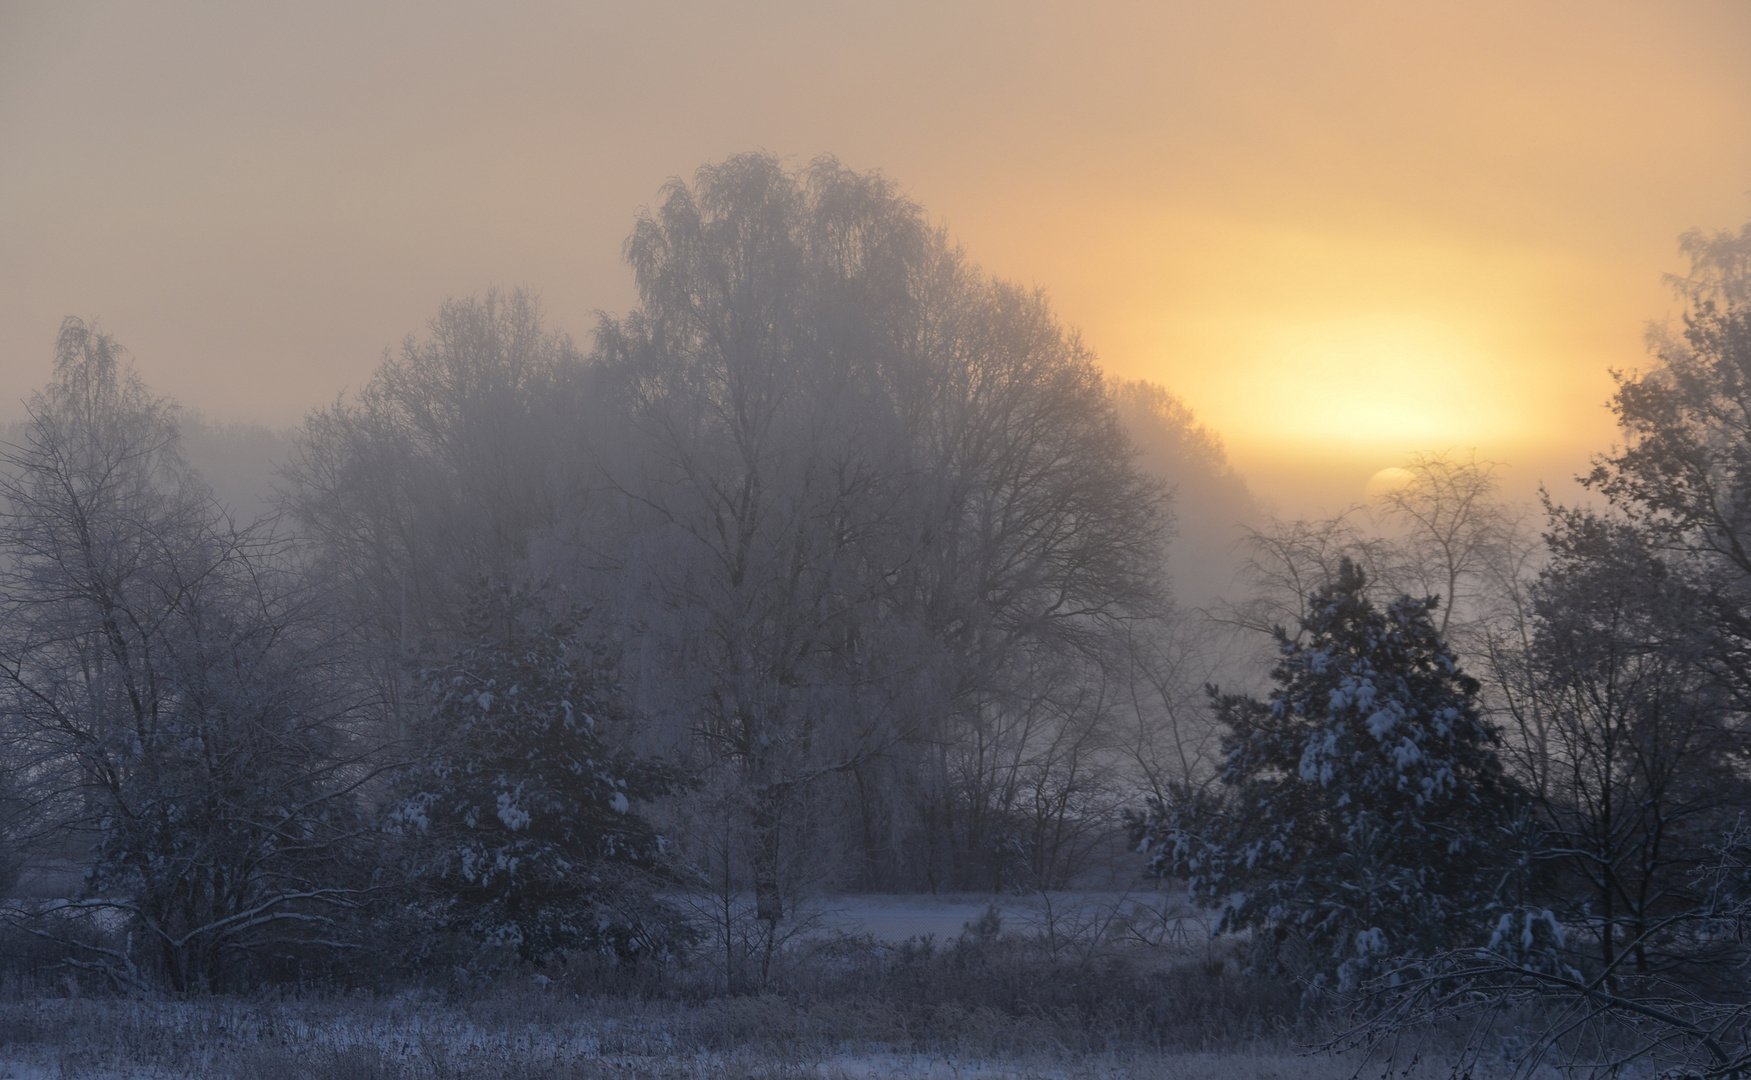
<box><xmin>4</xmin><ymin>6</ymin><xmax>1751</xmax><ymax>1076</ymax></box>
<box><xmin>5</xmin><ymin>1</ymin><xmax>1750</xmax><ymax>511</ymax></box>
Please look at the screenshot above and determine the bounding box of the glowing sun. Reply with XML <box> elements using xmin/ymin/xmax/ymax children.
<box><xmin>1216</xmin><ymin>316</ymin><xmax>1508</xmax><ymax>451</ymax></box>
<box><xmin>1365</xmin><ymin>466</ymin><xmax>1419</xmax><ymax>500</ymax></box>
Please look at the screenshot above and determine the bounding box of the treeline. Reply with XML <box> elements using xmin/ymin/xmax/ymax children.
<box><xmin>0</xmin><ymin>155</ymin><xmax>1249</xmax><ymax>992</ymax></box>
<box><xmin>9</xmin><ymin>148</ymin><xmax>1748</xmax><ymax>1050</ymax></box>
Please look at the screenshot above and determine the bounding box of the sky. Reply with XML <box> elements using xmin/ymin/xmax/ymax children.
<box><xmin>3</xmin><ymin>1</ymin><xmax>1749</xmax><ymax>514</ymax></box>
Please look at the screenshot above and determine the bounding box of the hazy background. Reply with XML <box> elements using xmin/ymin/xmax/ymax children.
<box><xmin>4</xmin><ymin>0</ymin><xmax>1749</xmax><ymax>514</ymax></box>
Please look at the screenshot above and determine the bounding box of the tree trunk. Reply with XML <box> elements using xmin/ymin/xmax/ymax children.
<box><xmin>750</xmin><ymin>784</ymin><xmax>785</xmax><ymax>932</ymax></box>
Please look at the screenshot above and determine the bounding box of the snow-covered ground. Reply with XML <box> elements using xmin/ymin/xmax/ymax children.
<box><xmin>0</xmin><ymin>1052</ymin><xmax>1365</xmax><ymax>1080</ymax></box>
<box><xmin>807</xmin><ymin>893</ymin><xmax>1019</xmax><ymax>942</ymax></box>
<box><xmin>803</xmin><ymin>890</ymin><xmax>1217</xmax><ymax>950</ymax></box>
<box><xmin>0</xmin><ymin>993</ymin><xmax>1375</xmax><ymax>1080</ymax></box>
<box><xmin>0</xmin><ymin>894</ymin><xmax>1324</xmax><ymax>1079</ymax></box>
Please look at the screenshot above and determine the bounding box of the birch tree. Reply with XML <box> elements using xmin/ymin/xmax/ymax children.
<box><xmin>0</xmin><ymin>320</ymin><xmax>376</xmax><ymax>991</ymax></box>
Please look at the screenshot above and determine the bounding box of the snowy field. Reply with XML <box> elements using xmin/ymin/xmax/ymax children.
<box><xmin>804</xmin><ymin>891</ymin><xmax>1211</xmax><ymax>944</ymax></box>
<box><xmin>0</xmin><ymin>894</ymin><xmax>1450</xmax><ymax>1079</ymax></box>
<box><xmin>0</xmin><ymin>995</ymin><xmax>1374</xmax><ymax>1080</ymax></box>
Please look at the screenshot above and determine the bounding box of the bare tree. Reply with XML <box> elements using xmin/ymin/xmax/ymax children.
<box><xmin>1226</xmin><ymin>451</ymin><xmax>1537</xmax><ymax>676</ymax></box>
<box><xmin>1221</xmin><ymin>510</ymin><xmax>1404</xmax><ymax>641</ymax></box>
<box><xmin>1491</xmin><ymin>508</ymin><xmax>1747</xmax><ymax>981</ymax></box>
<box><xmin>0</xmin><ymin>320</ymin><xmax>379</xmax><ymax>991</ymax></box>
<box><xmin>1371</xmin><ymin>450</ymin><xmax>1529</xmax><ymax>644</ymax></box>
<box><xmin>283</xmin><ymin>289</ymin><xmax>582</xmax><ymax>726</ymax></box>
<box><xmin>587</xmin><ymin>154</ymin><xmax>1166</xmax><ymax>910</ymax></box>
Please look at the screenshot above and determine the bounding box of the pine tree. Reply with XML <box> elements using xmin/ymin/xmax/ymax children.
<box><xmin>389</xmin><ymin>586</ymin><xmax>684</xmax><ymax>962</ymax></box>
<box><xmin>1132</xmin><ymin>559</ymin><xmax>1515</xmax><ymax>990</ymax></box>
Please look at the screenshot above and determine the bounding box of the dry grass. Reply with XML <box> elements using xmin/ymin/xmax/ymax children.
<box><xmin>0</xmin><ymin>902</ymin><xmax>1467</xmax><ymax>1079</ymax></box>
<box><xmin>0</xmin><ymin>993</ymin><xmax>1374</xmax><ymax>1079</ymax></box>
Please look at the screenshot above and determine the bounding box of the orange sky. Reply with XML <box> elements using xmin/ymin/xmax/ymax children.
<box><xmin>3</xmin><ymin>1</ymin><xmax>1749</xmax><ymax>513</ymax></box>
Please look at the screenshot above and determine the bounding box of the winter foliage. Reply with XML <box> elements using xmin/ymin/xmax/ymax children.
<box><xmin>0</xmin><ymin>319</ymin><xmax>375</xmax><ymax>991</ymax></box>
<box><xmin>389</xmin><ymin>586</ymin><xmax>683</xmax><ymax>961</ymax></box>
<box><xmin>1133</xmin><ymin>559</ymin><xmax>1514</xmax><ymax>990</ymax></box>
<box><xmin>6</xmin><ymin>153</ymin><xmax>1751</xmax><ymax>1080</ymax></box>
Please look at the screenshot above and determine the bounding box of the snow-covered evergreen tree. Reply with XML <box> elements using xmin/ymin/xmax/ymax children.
<box><xmin>1132</xmin><ymin>559</ymin><xmax>1515</xmax><ymax>990</ymax></box>
<box><xmin>389</xmin><ymin>585</ymin><xmax>683</xmax><ymax>962</ymax></box>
